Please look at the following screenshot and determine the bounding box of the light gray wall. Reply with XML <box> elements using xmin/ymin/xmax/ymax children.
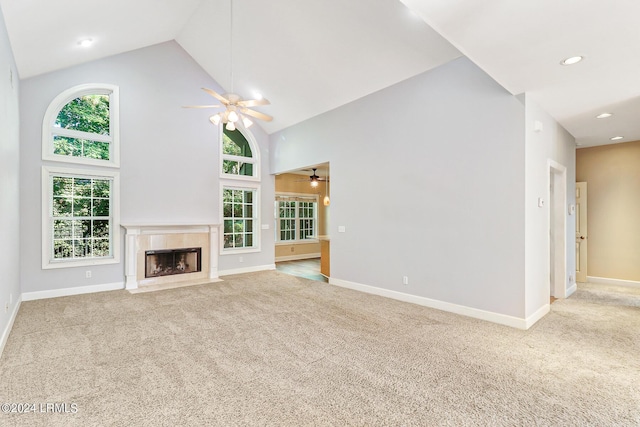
<box><xmin>271</xmin><ymin>58</ymin><xmax>527</xmax><ymax>318</ymax></box>
<box><xmin>0</xmin><ymin>4</ymin><xmax>21</xmax><ymax>349</ymax></box>
<box><xmin>524</xmin><ymin>95</ymin><xmax>576</xmax><ymax>316</ymax></box>
<box><xmin>19</xmin><ymin>41</ymin><xmax>274</xmax><ymax>293</ymax></box>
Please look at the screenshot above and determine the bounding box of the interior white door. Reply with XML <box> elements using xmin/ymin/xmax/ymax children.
<box><xmin>576</xmin><ymin>182</ymin><xmax>588</xmax><ymax>282</ymax></box>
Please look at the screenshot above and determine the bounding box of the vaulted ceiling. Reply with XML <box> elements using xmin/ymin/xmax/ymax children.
<box><xmin>2</xmin><ymin>0</ymin><xmax>638</xmax><ymax>146</ymax></box>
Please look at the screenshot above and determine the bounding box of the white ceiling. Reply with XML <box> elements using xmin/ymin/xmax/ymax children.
<box><xmin>2</xmin><ymin>0</ymin><xmax>639</xmax><ymax>146</ymax></box>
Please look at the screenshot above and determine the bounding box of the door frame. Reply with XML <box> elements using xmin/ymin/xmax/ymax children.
<box><xmin>575</xmin><ymin>181</ymin><xmax>588</xmax><ymax>283</ymax></box>
<box><xmin>548</xmin><ymin>160</ymin><xmax>567</xmax><ymax>298</ymax></box>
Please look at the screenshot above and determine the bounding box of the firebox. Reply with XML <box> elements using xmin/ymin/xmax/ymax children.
<box><xmin>145</xmin><ymin>247</ymin><xmax>202</xmax><ymax>278</ymax></box>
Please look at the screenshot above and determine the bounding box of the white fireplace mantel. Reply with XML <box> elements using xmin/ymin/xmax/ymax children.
<box><xmin>121</xmin><ymin>223</ymin><xmax>220</xmax><ymax>291</ymax></box>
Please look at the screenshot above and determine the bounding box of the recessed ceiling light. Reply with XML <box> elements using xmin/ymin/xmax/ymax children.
<box><xmin>596</xmin><ymin>113</ymin><xmax>613</xmax><ymax>119</ymax></box>
<box><xmin>78</xmin><ymin>38</ymin><xmax>93</xmax><ymax>48</ymax></box>
<box><xmin>560</xmin><ymin>56</ymin><xmax>583</xmax><ymax>66</ymax></box>
<box><xmin>610</xmin><ymin>136</ymin><xmax>624</xmax><ymax>141</ymax></box>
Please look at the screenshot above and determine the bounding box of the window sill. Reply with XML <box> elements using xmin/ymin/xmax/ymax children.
<box><xmin>220</xmin><ymin>247</ymin><xmax>261</xmax><ymax>255</ymax></box>
<box><xmin>42</xmin><ymin>256</ymin><xmax>119</xmax><ymax>270</ymax></box>
<box><xmin>275</xmin><ymin>240</ymin><xmax>319</xmax><ymax>246</ymax></box>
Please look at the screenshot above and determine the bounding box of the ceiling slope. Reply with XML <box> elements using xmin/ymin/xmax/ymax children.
<box><xmin>0</xmin><ymin>0</ymin><xmax>203</xmax><ymax>79</ymax></box>
<box><xmin>2</xmin><ymin>0</ymin><xmax>638</xmax><ymax>143</ymax></box>
<box><xmin>400</xmin><ymin>0</ymin><xmax>640</xmax><ymax>147</ymax></box>
<box><xmin>176</xmin><ymin>0</ymin><xmax>461</xmax><ymax>133</ymax></box>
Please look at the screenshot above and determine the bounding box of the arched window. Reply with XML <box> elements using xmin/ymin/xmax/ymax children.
<box><xmin>42</xmin><ymin>83</ymin><xmax>119</xmax><ymax>167</ymax></box>
<box><xmin>41</xmin><ymin>84</ymin><xmax>120</xmax><ymax>268</ymax></box>
<box><xmin>221</xmin><ymin>126</ymin><xmax>259</xmax><ymax>180</ymax></box>
<box><xmin>219</xmin><ymin>125</ymin><xmax>261</xmax><ymax>253</ymax></box>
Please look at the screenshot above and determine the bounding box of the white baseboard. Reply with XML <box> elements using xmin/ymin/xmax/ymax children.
<box><xmin>329</xmin><ymin>278</ymin><xmax>533</xmax><ymax>330</ymax></box>
<box><xmin>219</xmin><ymin>264</ymin><xmax>276</xmax><ymax>277</ymax></box>
<box><xmin>0</xmin><ymin>295</ymin><xmax>22</xmax><ymax>358</ymax></box>
<box><xmin>275</xmin><ymin>253</ymin><xmax>321</xmax><ymax>262</ymax></box>
<box><xmin>566</xmin><ymin>283</ymin><xmax>578</xmax><ymax>297</ymax></box>
<box><xmin>22</xmin><ymin>282</ymin><xmax>125</xmax><ymax>302</ymax></box>
<box><xmin>587</xmin><ymin>276</ymin><xmax>640</xmax><ymax>288</ymax></box>
<box><xmin>525</xmin><ymin>304</ymin><xmax>550</xmax><ymax>329</ymax></box>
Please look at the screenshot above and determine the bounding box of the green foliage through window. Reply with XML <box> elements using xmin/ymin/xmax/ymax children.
<box><xmin>276</xmin><ymin>199</ymin><xmax>317</xmax><ymax>242</ymax></box>
<box><xmin>53</xmin><ymin>94</ymin><xmax>111</xmax><ymax>161</ymax></box>
<box><xmin>222</xmin><ymin>129</ymin><xmax>254</xmax><ymax>176</ymax></box>
<box><xmin>52</xmin><ymin>176</ymin><xmax>112</xmax><ymax>260</ymax></box>
<box><xmin>223</xmin><ymin>188</ymin><xmax>255</xmax><ymax>249</ymax></box>
<box><xmin>55</xmin><ymin>95</ymin><xmax>110</xmax><ymax>134</ymax></box>
<box><xmin>53</xmin><ymin>136</ymin><xmax>110</xmax><ymax>160</ymax></box>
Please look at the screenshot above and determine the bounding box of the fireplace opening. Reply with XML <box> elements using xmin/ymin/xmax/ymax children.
<box><xmin>145</xmin><ymin>247</ymin><xmax>202</xmax><ymax>278</ymax></box>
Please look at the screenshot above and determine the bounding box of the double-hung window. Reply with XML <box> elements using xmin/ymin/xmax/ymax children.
<box><xmin>43</xmin><ymin>168</ymin><xmax>119</xmax><ymax>267</ymax></box>
<box><xmin>222</xmin><ymin>187</ymin><xmax>258</xmax><ymax>250</ymax></box>
<box><xmin>275</xmin><ymin>195</ymin><xmax>318</xmax><ymax>242</ymax></box>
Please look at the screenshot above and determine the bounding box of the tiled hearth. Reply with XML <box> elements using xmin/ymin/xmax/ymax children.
<box><xmin>122</xmin><ymin>224</ymin><xmax>220</xmax><ymax>292</ymax></box>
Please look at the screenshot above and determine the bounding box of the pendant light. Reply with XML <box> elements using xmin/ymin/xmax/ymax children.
<box><xmin>323</xmin><ymin>168</ymin><xmax>330</xmax><ymax>206</ymax></box>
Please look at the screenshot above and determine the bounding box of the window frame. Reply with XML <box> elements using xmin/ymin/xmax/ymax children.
<box><xmin>42</xmin><ymin>165</ymin><xmax>121</xmax><ymax>269</ymax></box>
<box><xmin>42</xmin><ymin>83</ymin><xmax>120</xmax><ymax>168</ymax></box>
<box><xmin>220</xmin><ymin>182</ymin><xmax>261</xmax><ymax>255</ymax></box>
<box><xmin>219</xmin><ymin>123</ymin><xmax>260</xmax><ymax>182</ymax></box>
<box><xmin>274</xmin><ymin>193</ymin><xmax>319</xmax><ymax>244</ymax></box>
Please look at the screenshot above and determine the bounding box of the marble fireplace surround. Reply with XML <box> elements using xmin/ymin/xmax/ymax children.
<box><xmin>122</xmin><ymin>224</ymin><xmax>220</xmax><ymax>292</ymax></box>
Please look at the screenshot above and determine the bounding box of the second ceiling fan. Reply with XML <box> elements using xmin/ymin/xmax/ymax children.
<box><xmin>297</xmin><ymin>168</ymin><xmax>329</xmax><ymax>188</ymax></box>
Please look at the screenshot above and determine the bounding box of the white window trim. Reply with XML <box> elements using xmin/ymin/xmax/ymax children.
<box><xmin>275</xmin><ymin>192</ymin><xmax>319</xmax><ymax>244</ymax></box>
<box><xmin>219</xmin><ymin>180</ymin><xmax>261</xmax><ymax>255</ymax></box>
<box><xmin>219</xmin><ymin>123</ymin><xmax>260</xmax><ymax>182</ymax></box>
<box><xmin>42</xmin><ymin>83</ymin><xmax>120</xmax><ymax>168</ymax></box>
<box><xmin>42</xmin><ymin>165</ymin><xmax>121</xmax><ymax>269</ymax></box>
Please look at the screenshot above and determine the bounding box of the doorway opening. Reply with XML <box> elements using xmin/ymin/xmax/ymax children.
<box><xmin>274</xmin><ymin>162</ymin><xmax>330</xmax><ymax>282</ymax></box>
<box><xmin>549</xmin><ymin>161</ymin><xmax>567</xmax><ymax>300</ymax></box>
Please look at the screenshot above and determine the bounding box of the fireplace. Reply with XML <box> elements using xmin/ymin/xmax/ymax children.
<box><xmin>122</xmin><ymin>224</ymin><xmax>220</xmax><ymax>291</ymax></box>
<box><xmin>145</xmin><ymin>247</ymin><xmax>202</xmax><ymax>278</ymax></box>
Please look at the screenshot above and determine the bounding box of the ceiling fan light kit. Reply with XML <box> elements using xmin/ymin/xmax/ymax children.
<box><xmin>203</xmin><ymin>91</ymin><xmax>269</xmax><ymax>130</ymax></box>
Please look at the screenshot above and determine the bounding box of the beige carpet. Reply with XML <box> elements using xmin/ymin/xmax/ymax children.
<box><xmin>1</xmin><ymin>271</ymin><xmax>639</xmax><ymax>426</ymax></box>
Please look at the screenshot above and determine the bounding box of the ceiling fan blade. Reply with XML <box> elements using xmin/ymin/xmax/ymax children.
<box><xmin>237</xmin><ymin>98</ymin><xmax>270</xmax><ymax>107</ymax></box>
<box><xmin>201</xmin><ymin>87</ymin><xmax>230</xmax><ymax>105</ymax></box>
<box><xmin>182</xmin><ymin>105</ymin><xmax>224</xmax><ymax>109</ymax></box>
<box><xmin>241</xmin><ymin>108</ymin><xmax>273</xmax><ymax>122</ymax></box>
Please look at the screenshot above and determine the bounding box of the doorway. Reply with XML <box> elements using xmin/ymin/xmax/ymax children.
<box><xmin>549</xmin><ymin>161</ymin><xmax>567</xmax><ymax>299</ymax></box>
<box><xmin>274</xmin><ymin>163</ymin><xmax>330</xmax><ymax>282</ymax></box>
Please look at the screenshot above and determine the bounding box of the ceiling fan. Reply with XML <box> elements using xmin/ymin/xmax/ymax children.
<box><xmin>184</xmin><ymin>0</ymin><xmax>272</xmax><ymax>131</ymax></box>
<box><xmin>184</xmin><ymin>88</ymin><xmax>272</xmax><ymax>130</ymax></box>
<box><xmin>296</xmin><ymin>168</ymin><xmax>329</xmax><ymax>188</ymax></box>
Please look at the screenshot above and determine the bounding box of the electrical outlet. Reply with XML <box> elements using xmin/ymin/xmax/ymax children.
<box><xmin>569</xmin><ymin>274</ymin><xmax>574</xmax><ymax>283</ymax></box>
<box><xmin>402</xmin><ymin>276</ymin><xmax>409</xmax><ymax>285</ymax></box>
<box><xmin>290</xmin><ymin>247</ymin><xmax>294</xmax><ymax>252</ymax></box>
<box><xmin>239</xmin><ymin>256</ymin><xmax>244</xmax><ymax>263</ymax></box>
<box><xmin>85</xmin><ymin>270</ymin><xmax>92</xmax><ymax>279</ymax></box>
<box><xmin>4</xmin><ymin>302</ymin><xmax>8</xmax><ymax>313</ymax></box>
